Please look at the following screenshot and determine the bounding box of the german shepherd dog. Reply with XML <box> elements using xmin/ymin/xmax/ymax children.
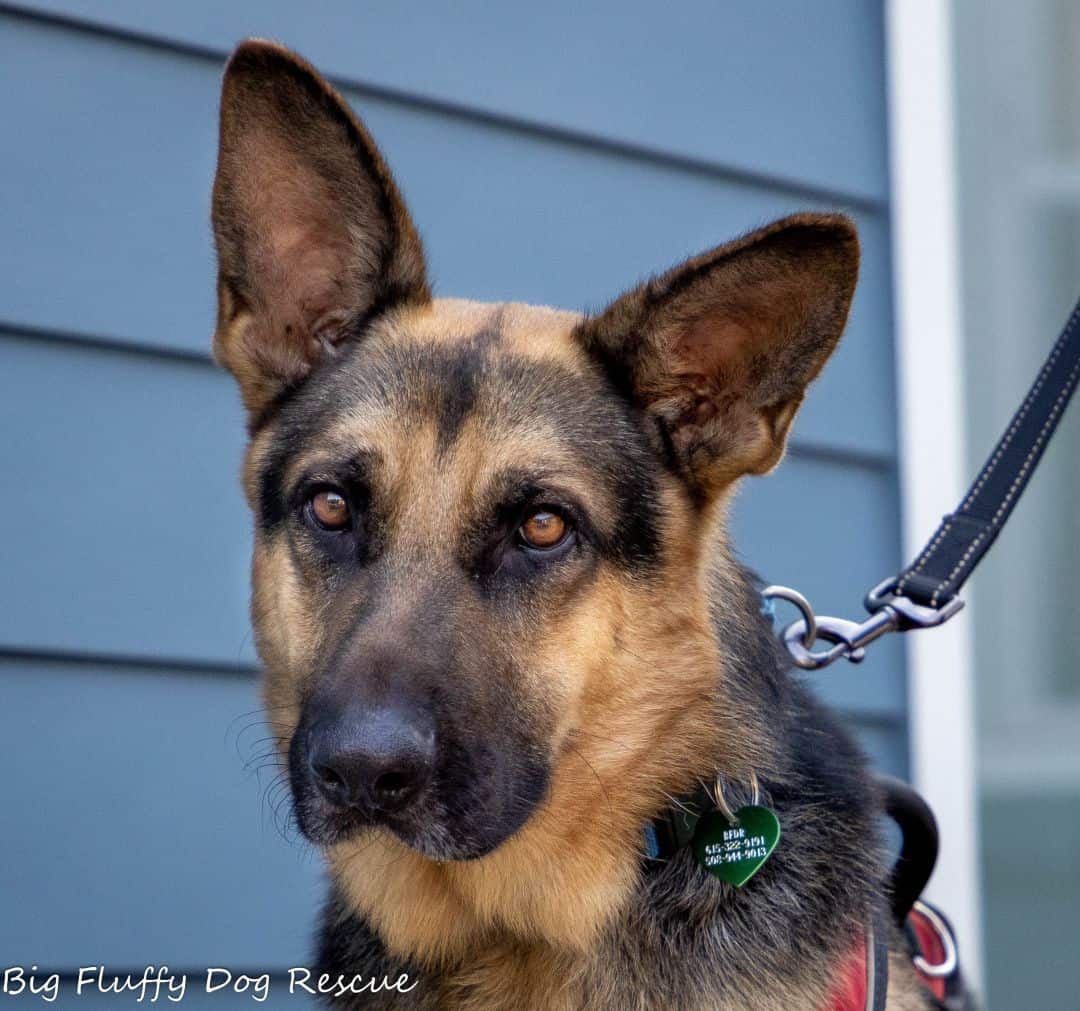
<box><xmin>211</xmin><ymin>41</ymin><xmax>938</xmax><ymax>1010</ymax></box>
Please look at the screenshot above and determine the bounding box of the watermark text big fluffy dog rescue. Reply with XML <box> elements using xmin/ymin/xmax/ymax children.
<box><xmin>2</xmin><ymin>965</ymin><xmax>417</xmax><ymax>1003</ymax></box>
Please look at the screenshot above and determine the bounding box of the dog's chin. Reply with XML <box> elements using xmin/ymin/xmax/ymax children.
<box><xmin>299</xmin><ymin>810</ymin><xmax>503</xmax><ymax>860</ymax></box>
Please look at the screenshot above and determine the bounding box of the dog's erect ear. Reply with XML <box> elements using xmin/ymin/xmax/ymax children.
<box><xmin>211</xmin><ymin>40</ymin><xmax>429</xmax><ymax>419</ymax></box>
<box><xmin>575</xmin><ymin>214</ymin><xmax>859</xmax><ymax>498</ymax></box>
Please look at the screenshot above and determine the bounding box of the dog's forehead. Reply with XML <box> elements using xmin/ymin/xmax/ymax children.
<box><xmin>316</xmin><ymin>296</ymin><xmax>607</xmax><ymax>455</ymax></box>
<box><xmin>397</xmin><ymin>298</ymin><xmax>586</xmax><ymax>359</ymax></box>
<box><xmin>253</xmin><ymin>296</ymin><xmax>643</xmax><ymax>499</ymax></box>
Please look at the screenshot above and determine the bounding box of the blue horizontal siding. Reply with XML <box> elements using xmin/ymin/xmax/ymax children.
<box><xmin>7</xmin><ymin>0</ymin><xmax>888</xmax><ymax>203</ymax></box>
<box><xmin>0</xmin><ymin>659</ymin><xmax>323</xmax><ymax>969</ymax></box>
<box><xmin>0</xmin><ymin>329</ymin><xmax>904</xmax><ymax>719</ymax></box>
<box><xmin>0</xmin><ymin>332</ymin><xmax>253</xmax><ymax>667</ymax></box>
<box><xmin>0</xmin><ymin>11</ymin><xmax>897</xmax><ymax>458</ymax></box>
<box><xmin>853</xmin><ymin>719</ymin><xmax>908</xmax><ymax>783</ymax></box>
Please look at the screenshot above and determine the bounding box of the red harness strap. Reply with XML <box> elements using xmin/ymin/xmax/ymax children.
<box><xmin>822</xmin><ymin>932</ymin><xmax>868</xmax><ymax>1011</ymax></box>
<box><xmin>821</xmin><ymin>904</ymin><xmax>958</xmax><ymax>1011</ymax></box>
<box><xmin>906</xmin><ymin>905</ymin><xmax>948</xmax><ymax>1003</ymax></box>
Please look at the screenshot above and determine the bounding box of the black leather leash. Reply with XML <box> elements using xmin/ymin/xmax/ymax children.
<box><xmin>766</xmin><ymin>294</ymin><xmax>1080</xmax><ymax>670</ymax></box>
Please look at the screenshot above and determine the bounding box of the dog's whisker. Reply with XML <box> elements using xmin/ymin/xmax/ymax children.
<box><xmin>661</xmin><ymin>791</ymin><xmax>699</xmax><ymax>818</ymax></box>
<box><xmin>563</xmin><ymin>741</ymin><xmax>615</xmax><ymax>824</ymax></box>
<box><xmin>566</xmin><ymin>728</ymin><xmax>634</xmax><ymax>753</ymax></box>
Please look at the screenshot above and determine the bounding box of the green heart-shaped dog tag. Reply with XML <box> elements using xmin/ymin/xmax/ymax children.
<box><xmin>692</xmin><ymin>805</ymin><xmax>780</xmax><ymax>887</ymax></box>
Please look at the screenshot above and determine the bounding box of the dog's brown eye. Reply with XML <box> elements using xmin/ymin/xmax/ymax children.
<box><xmin>309</xmin><ymin>490</ymin><xmax>350</xmax><ymax>530</ymax></box>
<box><xmin>519</xmin><ymin>510</ymin><xmax>568</xmax><ymax>550</ymax></box>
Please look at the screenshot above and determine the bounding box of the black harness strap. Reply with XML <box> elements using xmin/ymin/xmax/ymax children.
<box><xmin>879</xmin><ymin>776</ymin><xmax>939</xmax><ymax>926</ymax></box>
<box><xmin>896</xmin><ymin>297</ymin><xmax>1080</xmax><ymax>608</ymax></box>
<box><xmin>867</xmin><ymin>905</ymin><xmax>890</xmax><ymax>1011</ymax></box>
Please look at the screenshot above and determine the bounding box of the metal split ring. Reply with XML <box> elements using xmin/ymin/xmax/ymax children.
<box><xmin>760</xmin><ymin>585</ymin><xmax>817</xmax><ymax>650</ymax></box>
<box><xmin>711</xmin><ymin>771</ymin><xmax>763</xmax><ymax>820</ymax></box>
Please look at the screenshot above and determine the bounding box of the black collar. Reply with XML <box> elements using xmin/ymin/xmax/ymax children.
<box><xmin>643</xmin><ymin>784</ymin><xmax>716</xmax><ymax>862</ymax></box>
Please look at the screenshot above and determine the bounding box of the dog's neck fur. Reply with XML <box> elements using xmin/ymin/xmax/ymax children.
<box><xmin>317</xmin><ymin>552</ymin><xmax>889</xmax><ymax>1010</ymax></box>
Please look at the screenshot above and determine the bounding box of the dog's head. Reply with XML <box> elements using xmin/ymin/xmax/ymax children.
<box><xmin>212</xmin><ymin>42</ymin><xmax>858</xmax><ymax>866</ymax></box>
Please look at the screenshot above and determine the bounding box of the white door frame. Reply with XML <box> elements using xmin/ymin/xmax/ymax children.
<box><xmin>884</xmin><ymin>0</ymin><xmax>983</xmax><ymax>990</ymax></box>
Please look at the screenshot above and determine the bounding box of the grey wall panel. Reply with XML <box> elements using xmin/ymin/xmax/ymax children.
<box><xmin>0</xmin><ymin>14</ymin><xmax>896</xmax><ymax>458</ymax></box>
<box><xmin>980</xmin><ymin>790</ymin><xmax>1080</xmax><ymax>1010</ymax></box>
<box><xmin>0</xmin><ymin>333</ymin><xmax>255</xmax><ymax>666</ymax></box>
<box><xmin>0</xmin><ymin>331</ymin><xmax>903</xmax><ymax>719</ymax></box>
<box><xmin>853</xmin><ymin>720</ymin><xmax>908</xmax><ymax>780</ymax></box>
<box><xmin>0</xmin><ymin>659</ymin><xmax>322</xmax><ymax>969</ymax></box>
<box><xmin>8</xmin><ymin>1</ymin><xmax>888</xmax><ymax>202</ymax></box>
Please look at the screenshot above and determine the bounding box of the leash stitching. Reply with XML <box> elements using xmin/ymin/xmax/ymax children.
<box><xmin>897</xmin><ymin>307</ymin><xmax>1080</xmax><ymax>600</ymax></box>
<box><xmin>929</xmin><ymin>351</ymin><xmax>1080</xmax><ymax>606</ymax></box>
<box><xmin>958</xmin><ymin>311</ymin><xmax>1074</xmax><ymax>513</ymax></box>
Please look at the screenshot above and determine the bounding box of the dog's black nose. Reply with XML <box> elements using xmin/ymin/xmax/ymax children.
<box><xmin>308</xmin><ymin>705</ymin><xmax>436</xmax><ymax>814</ymax></box>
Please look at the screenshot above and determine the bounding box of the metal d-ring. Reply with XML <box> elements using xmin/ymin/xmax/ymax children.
<box><xmin>911</xmin><ymin>900</ymin><xmax>958</xmax><ymax>978</ymax></box>
<box><xmin>748</xmin><ymin>771</ymin><xmax>761</xmax><ymax>807</ymax></box>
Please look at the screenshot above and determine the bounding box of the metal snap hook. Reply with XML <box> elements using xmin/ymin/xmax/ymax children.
<box><xmin>762</xmin><ymin>585</ymin><xmax>890</xmax><ymax>670</ymax></box>
<box><xmin>762</xmin><ymin>579</ymin><xmax>964</xmax><ymax>671</ymax></box>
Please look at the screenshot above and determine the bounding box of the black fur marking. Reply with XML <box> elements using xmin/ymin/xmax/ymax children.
<box><xmin>316</xmin><ymin>888</ymin><xmax>426</xmax><ymax>1007</ymax></box>
<box><xmin>284</xmin><ymin>541</ymin><xmax>558</xmax><ymax>860</ymax></box>
<box><xmin>572</xmin><ymin>315</ymin><xmax>643</xmax><ymax>407</ymax></box>
<box><xmin>432</xmin><ymin>346</ymin><xmax>481</xmax><ymax>454</ymax></box>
